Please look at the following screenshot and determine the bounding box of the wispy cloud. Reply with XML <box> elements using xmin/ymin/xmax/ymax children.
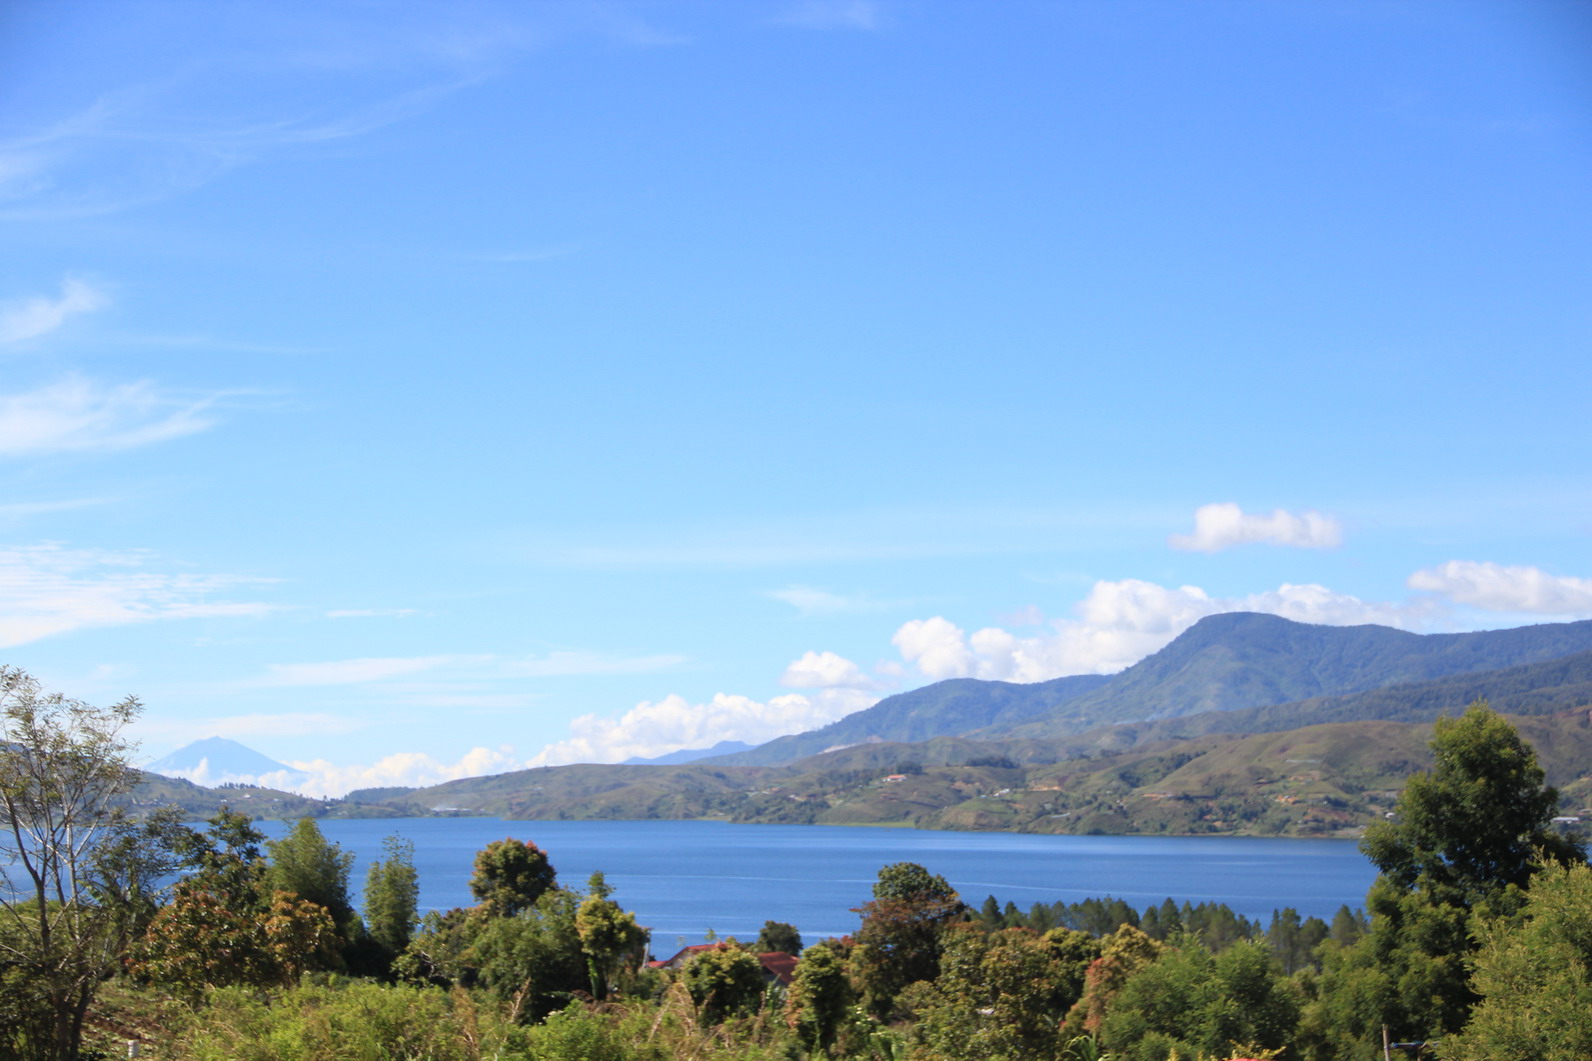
<box><xmin>773</xmin><ymin>1</ymin><xmax>886</xmax><ymax>31</ymax></box>
<box><xmin>325</xmin><ymin>608</ymin><xmax>423</xmax><ymax>619</ymax></box>
<box><xmin>766</xmin><ymin>585</ymin><xmax>905</xmax><ymax>616</ymax></box>
<box><xmin>1408</xmin><ymin>561</ymin><xmax>1592</xmax><ymax>616</ymax></box>
<box><xmin>0</xmin><ymin>278</ymin><xmax>109</xmax><ymax>345</ymax></box>
<box><xmin>0</xmin><ymin>376</ymin><xmax>223</xmax><ymax>455</ymax></box>
<box><xmin>0</xmin><ymin>542</ymin><xmax>277</xmax><ymax>646</ymax></box>
<box><xmin>1169</xmin><ymin>502</ymin><xmax>1344</xmax><ymax>553</ymax></box>
<box><xmin>247</xmin><ymin>649</ymin><xmax>687</xmax><ymax>687</ymax></box>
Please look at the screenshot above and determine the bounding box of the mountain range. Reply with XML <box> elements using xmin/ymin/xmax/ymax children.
<box><xmin>132</xmin><ymin>613</ymin><xmax>1592</xmax><ymax>837</ymax></box>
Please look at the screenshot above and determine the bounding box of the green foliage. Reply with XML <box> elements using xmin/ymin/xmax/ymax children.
<box><xmin>682</xmin><ymin>941</ymin><xmax>767</xmax><ymax>1024</ymax></box>
<box><xmin>915</xmin><ymin>924</ymin><xmax>1074</xmax><ymax>1061</ymax></box>
<box><xmin>1300</xmin><ymin>704</ymin><xmax>1583</xmax><ymax>1060</ymax></box>
<box><xmin>364</xmin><ymin>834</ymin><xmax>419</xmax><ymax>962</ymax></box>
<box><xmin>1441</xmin><ymin>860</ymin><xmax>1592</xmax><ymax>1061</ymax></box>
<box><xmin>755</xmin><ymin>919</ymin><xmax>803</xmax><ymax>955</ymax></box>
<box><xmin>850</xmin><ymin>862</ymin><xmax>965</xmax><ymax>1017</ymax></box>
<box><xmin>267</xmin><ymin>818</ymin><xmax>357</xmax><ymax>934</ymax></box>
<box><xmin>1098</xmin><ymin>935</ymin><xmax>1299</xmax><ymax>1061</ymax></box>
<box><xmin>0</xmin><ymin>667</ymin><xmax>185</xmax><ymax>1061</ymax></box>
<box><xmin>1063</xmin><ymin>924</ymin><xmax>1162</xmax><ymax>1039</ymax></box>
<box><xmin>470</xmin><ymin>838</ymin><xmax>557</xmax><ymax>917</ymax></box>
<box><xmin>129</xmin><ymin>885</ymin><xmax>340</xmax><ymax>995</ymax></box>
<box><xmin>575</xmin><ymin>888</ymin><xmax>648</xmax><ymax>1000</ymax></box>
<box><xmin>1361</xmin><ymin>703</ymin><xmax>1585</xmax><ymax>900</ymax></box>
<box><xmin>166</xmin><ymin>980</ymin><xmax>525</xmax><ymax>1061</ymax></box>
<box><xmin>785</xmin><ymin>941</ymin><xmax>851</xmax><ymax>1054</ymax></box>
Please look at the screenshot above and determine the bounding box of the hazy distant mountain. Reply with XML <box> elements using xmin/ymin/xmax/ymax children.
<box><xmin>145</xmin><ymin>736</ymin><xmax>310</xmax><ymax>790</ymax></box>
<box><xmin>623</xmin><ymin>740</ymin><xmax>757</xmax><ymax>765</ymax></box>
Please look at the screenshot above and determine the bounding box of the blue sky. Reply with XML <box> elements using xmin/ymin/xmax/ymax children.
<box><xmin>3</xmin><ymin>0</ymin><xmax>1590</xmax><ymax>795</ymax></box>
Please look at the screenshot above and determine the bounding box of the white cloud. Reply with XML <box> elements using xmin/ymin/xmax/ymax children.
<box><xmin>1408</xmin><ymin>561</ymin><xmax>1592</xmax><ymax>616</ymax></box>
<box><xmin>530</xmin><ymin>687</ymin><xmax>876</xmax><ymax>767</ymax></box>
<box><xmin>281</xmin><ymin>746</ymin><xmax>527</xmax><ymax>799</ymax></box>
<box><xmin>0</xmin><ymin>376</ymin><xmax>220</xmax><ymax>455</ymax></box>
<box><xmin>892</xmin><ymin>579</ymin><xmax>1421</xmax><ymax>683</ymax></box>
<box><xmin>0</xmin><ymin>542</ymin><xmax>276</xmax><ymax>646</ymax></box>
<box><xmin>0</xmin><ymin>278</ymin><xmax>108</xmax><ymax>345</ymax></box>
<box><xmin>780</xmin><ymin>650</ymin><xmax>872</xmax><ymax>689</ymax></box>
<box><xmin>1169</xmin><ymin>502</ymin><xmax>1343</xmax><ymax>552</ymax></box>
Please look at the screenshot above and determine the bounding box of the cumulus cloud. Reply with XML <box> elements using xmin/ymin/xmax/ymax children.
<box><xmin>1169</xmin><ymin>503</ymin><xmax>1343</xmax><ymax>552</ymax></box>
<box><xmin>892</xmin><ymin>579</ymin><xmax>1420</xmax><ymax>683</ymax></box>
<box><xmin>1408</xmin><ymin>561</ymin><xmax>1592</xmax><ymax>616</ymax></box>
<box><xmin>0</xmin><ymin>542</ymin><xmax>275</xmax><ymax>646</ymax></box>
<box><xmin>0</xmin><ymin>376</ymin><xmax>220</xmax><ymax>455</ymax></box>
<box><xmin>281</xmin><ymin>746</ymin><xmax>528</xmax><ymax>799</ymax></box>
<box><xmin>780</xmin><ymin>650</ymin><xmax>872</xmax><ymax>689</ymax></box>
<box><xmin>529</xmin><ymin>687</ymin><xmax>876</xmax><ymax>767</ymax></box>
<box><xmin>0</xmin><ymin>278</ymin><xmax>108</xmax><ymax>344</ymax></box>
<box><xmin>156</xmin><ymin>744</ymin><xmax>527</xmax><ymax>799</ymax></box>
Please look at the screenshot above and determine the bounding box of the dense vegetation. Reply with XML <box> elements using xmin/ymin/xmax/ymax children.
<box><xmin>3</xmin><ymin>666</ymin><xmax>1589</xmax><ymax>1060</ymax></box>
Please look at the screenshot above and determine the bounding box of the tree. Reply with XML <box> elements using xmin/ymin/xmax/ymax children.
<box><xmin>850</xmin><ymin>861</ymin><xmax>965</xmax><ymax>1016</ymax></box>
<box><xmin>0</xmin><ymin>668</ymin><xmax>184</xmax><ymax>1061</ymax></box>
<box><xmin>1302</xmin><ymin>703</ymin><xmax>1584</xmax><ymax>1059</ymax></box>
<box><xmin>266</xmin><ymin>817</ymin><xmax>356</xmax><ymax>934</ymax></box>
<box><xmin>1443</xmin><ymin>859</ymin><xmax>1592</xmax><ymax>1060</ymax></box>
<box><xmin>682</xmin><ymin>941</ymin><xmax>766</xmax><ymax>1024</ymax></box>
<box><xmin>574</xmin><ymin>873</ymin><xmax>647</xmax><ymax>1001</ymax></box>
<box><xmin>916</xmin><ymin>924</ymin><xmax>1074</xmax><ymax>1061</ymax></box>
<box><xmin>755</xmin><ymin>919</ymin><xmax>802</xmax><ymax>955</ymax></box>
<box><xmin>1361</xmin><ymin>703</ymin><xmax>1583</xmax><ymax>901</ymax></box>
<box><xmin>785</xmin><ymin>941</ymin><xmax>851</xmax><ymax>1055</ymax></box>
<box><xmin>470</xmin><ymin>837</ymin><xmax>556</xmax><ymax>917</ymax></box>
<box><xmin>364</xmin><ymin>834</ymin><xmax>419</xmax><ymax>961</ymax></box>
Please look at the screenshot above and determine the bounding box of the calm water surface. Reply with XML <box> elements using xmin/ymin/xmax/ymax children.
<box><xmin>254</xmin><ymin>818</ymin><xmax>1377</xmax><ymax>949</ymax></box>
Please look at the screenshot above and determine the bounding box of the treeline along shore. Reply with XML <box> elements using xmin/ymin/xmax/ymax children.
<box><xmin>3</xmin><ymin>662</ymin><xmax>1590</xmax><ymax>1060</ymax></box>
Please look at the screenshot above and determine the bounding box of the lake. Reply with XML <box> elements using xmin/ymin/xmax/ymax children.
<box><xmin>254</xmin><ymin>818</ymin><xmax>1379</xmax><ymax>950</ymax></box>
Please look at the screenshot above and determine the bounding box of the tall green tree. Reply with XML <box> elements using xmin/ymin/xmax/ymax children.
<box><xmin>850</xmin><ymin>861</ymin><xmax>965</xmax><ymax>1016</ymax></box>
<box><xmin>0</xmin><ymin>668</ymin><xmax>184</xmax><ymax>1061</ymax></box>
<box><xmin>755</xmin><ymin>919</ymin><xmax>802</xmax><ymax>954</ymax></box>
<box><xmin>574</xmin><ymin>873</ymin><xmax>647</xmax><ymax>1001</ymax></box>
<box><xmin>785</xmin><ymin>941</ymin><xmax>851</xmax><ymax>1055</ymax></box>
<box><xmin>470</xmin><ymin>838</ymin><xmax>556</xmax><ymax>917</ymax></box>
<box><xmin>682</xmin><ymin>941</ymin><xmax>766</xmax><ymax>1024</ymax></box>
<box><xmin>1302</xmin><ymin>703</ymin><xmax>1584</xmax><ymax>1060</ymax></box>
<box><xmin>266</xmin><ymin>817</ymin><xmax>356</xmax><ymax>935</ymax></box>
<box><xmin>364</xmin><ymin>834</ymin><xmax>419</xmax><ymax>962</ymax></box>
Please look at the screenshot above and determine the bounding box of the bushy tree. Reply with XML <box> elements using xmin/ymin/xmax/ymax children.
<box><xmin>1099</xmin><ymin>935</ymin><xmax>1299</xmax><ymax>1061</ymax></box>
<box><xmin>470</xmin><ymin>838</ymin><xmax>557</xmax><ymax>917</ymax></box>
<box><xmin>916</xmin><ymin>924</ymin><xmax>1074</xmax><ymax>1061</ymax></box>
<box><xmin>1442</xmin><ymin>859</ymin><xmax>1592</xmax><ymax>1061</ymax></box>
<box><xmin>682</xmin><ymin>941</ymin><xmax>766</xmax><ymax>1024</ymax></box>
<box><xmin>130</xmin><ymin>886</ymin><xmax>339</xmax><ymax>997</ymax></box>
<box><xmin>755</xmin><ymin>919</ymin><xmax>802</xmax><ymax>954</ymax></box>
<box><xmin>850</xmin><ymin>861</ymin><xmax>964</xmax><ymax>1016</ymax></box>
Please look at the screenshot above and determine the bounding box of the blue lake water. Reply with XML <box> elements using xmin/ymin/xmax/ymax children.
<box><xmin>254</xmin><ymin>818</ymin><xmax>1378</xmax><ymax>950</ymax></box>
